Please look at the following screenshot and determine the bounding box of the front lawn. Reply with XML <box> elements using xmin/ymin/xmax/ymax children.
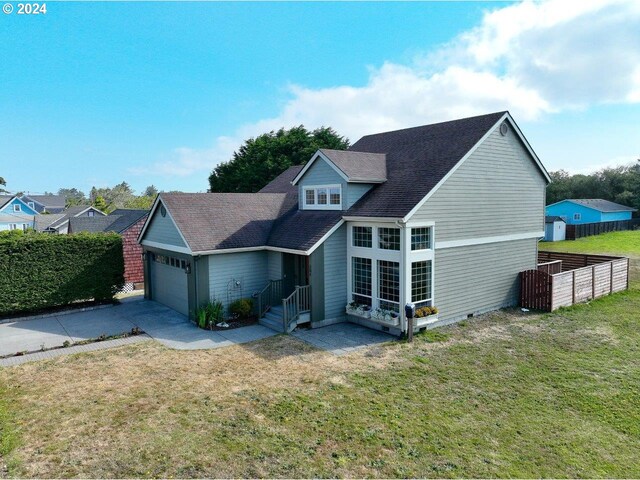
<box><xmin>541</xmin><ymin>230</ymin><xmax>640</xmax><ymax>258</ymax></box>
<box><xmin>1</xmin><ymin>279</ymin><xmax>639</xmax><ymax>477</ymax></box>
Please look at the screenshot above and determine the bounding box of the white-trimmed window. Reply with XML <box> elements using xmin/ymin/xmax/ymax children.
<box><xmin>573</xmin><ymin>213</ymin><xmax>581</xmax><ymax>221</ymax></box>
<box><xmin>378</xmin><ymin>260</ymin><xmax>400</xmax><ymax>312</ymax></box>
<box><xmin>352</xmin><ymin>257</ymin><xmax>372</xmax><ymax>306</ymax></box>
<box><xmin>378</xmin><ymin>227</ymin><xmax>400</xmax><ymax>250</ymax></box>
<box><xmin>412</xmin><ymin>260</ymin><xmax>433</xmax><ymax>307</ymax></box>
<box><xmin>22</xmin><ymin>224</ymin><xmax>28</xmax><ymax>232</ymax></box>
<box><xmin>411</xmin><ymin>227</ymin><xmax>432</xmax><ymax>250</ymax></box>
<box><xmin>9</xmin><ymin>224</ymin><xmax>17</xmax><ymax>230</ymax></box>
<box><xmin>88</xmin><ymin>211</ymin><xmax>95</xmax><ymax>217</ymax></box>
<box><xmin>13</xmin><ymin>204</ymin><xmax>21</xmax><ymax>212</ymax></box>
<box><xmin>302</xmin><ymin>185</ymin><xmax>341</xmax><ymax>210</ymax></box>
<box><xmin>28</xmin><ymin>202</ymin><xmax>35</xmax><ymax>209</ymax></box>
<box><xmin>352</xmin><ymin>226</ymin><xmax>372</xmax><ymax>248</ymax></box>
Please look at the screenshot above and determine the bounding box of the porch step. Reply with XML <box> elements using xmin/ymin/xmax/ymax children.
<box><xmin>259</xmin><ymin>310</ymin><xmax>297</xmax><ymax>333</ymax></box>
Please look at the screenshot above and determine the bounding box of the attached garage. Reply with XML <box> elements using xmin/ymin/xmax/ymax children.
<box><xmin>149</xmin><ymin>252</ymin><xmax>189</xmax><ymax>316</ymax></box>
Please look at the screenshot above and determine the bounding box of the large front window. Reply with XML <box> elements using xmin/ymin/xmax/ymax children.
<box><xmin>353</xmin><ymin>226</ymin><xmax>372</xmax><ymax>248</ymax></box>
<box><xmin>378</xmin><ymin>227</ymin><xmax>400</xmax><ymax>250</ymax></box>
<box><xmin>412</xmin><ymin>260</ymin><xmax>432</xmax><ymax>306</ymax></box>
<box><xmin>352</xmin><ymin>257</ymin><xmax>372</xmax><ymax>306</ymax></box>
<box><xmin>378</xmin><ymin>260</ymin><xmax>400</xmax><ymax>312</ymax></box>
<box><xmin>411</xmin><ymin>227</ymin><xmax>432</xmax><ymax>250</ymax></box>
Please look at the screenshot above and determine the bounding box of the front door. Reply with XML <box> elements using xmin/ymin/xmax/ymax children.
<box><xmin>282</xmin><ymin>253</ymin><xmax>309</xmax><ymax>297</ymax></box>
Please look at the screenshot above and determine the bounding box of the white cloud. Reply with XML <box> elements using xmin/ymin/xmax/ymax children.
<box><xmin>138</xmin><ymin>0</ymin><xmax>640</xmax><ymax>180</ymax></box>
<box><xmin>568</xmin><ymin>155</ymin><xmax>639</xmax><ymax>175</ymax></box>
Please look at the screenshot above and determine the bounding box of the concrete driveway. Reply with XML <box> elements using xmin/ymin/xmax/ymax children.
<box><xmin>0</xmin><ymin>297</ymin><xmax>277</xmax><ymax>357</ymax></box>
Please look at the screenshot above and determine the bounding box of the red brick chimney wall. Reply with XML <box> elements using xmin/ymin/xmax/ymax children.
<box><xmin>121</xmin><ymin>215</ymin><xmax>148</xmax><ymax>286</ymax></box>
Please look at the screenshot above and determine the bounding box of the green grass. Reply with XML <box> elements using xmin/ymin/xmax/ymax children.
<box><xmin>1</xmin><ymin>231</ymin><xmax>639</xmax><ymax>477</ymax></box>
<box><xmin>541</xmin><ymin>230</ymin><xmax>640</xmax><ymax>258</ymax></box>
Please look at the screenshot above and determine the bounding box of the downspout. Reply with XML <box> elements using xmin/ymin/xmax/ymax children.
<box><xmin>193</xmin><ymin>254</ymin><xmax>199</xmax><ymax>312</ymax></box>
<box><xmin>396</xmin><ymin>219</ymin><xmax>408</xmax><ymax>334</ymax></box>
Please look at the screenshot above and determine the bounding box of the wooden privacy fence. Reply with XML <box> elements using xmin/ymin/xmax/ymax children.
<box><xmin>566</xmin><ymin>220</ymin><xmax>631</xmax><ymax>240</ymax></box>
<box><xmin>520</xmin><ymin>251</ymin><xmax>629</xmax><ymax>311</ymax></box>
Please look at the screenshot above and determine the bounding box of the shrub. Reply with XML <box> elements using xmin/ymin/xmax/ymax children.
<box><xmin>0</xmin><ymin>232</ymin><xmax>124</xmax><ymax>316</ymax></box>
<box><xmin>206</xmin><ymin>300</ymin><xmax>224</xmax><ymax>326</ymax></box>
<box><xmin>229</xmin><ymin>298</ymin><xmax>253</xmax><ymax>319</ymax></box>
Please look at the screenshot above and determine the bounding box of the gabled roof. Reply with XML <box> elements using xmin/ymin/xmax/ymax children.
<box><xmin>0</xmin><ymin>195</ymin><xmax>39</xmax><ymax>215</ymax></box>
<box><xmin>70</xmin><ymin>210</ymin><xmax>148</xmax><ymax>234</ymax></box>
<box><xmin>34</xmin><ymin>214</ymin><xmax>65</xmax><ymax>231</ymax></box>
<box><xmin>345</xmin><ymin>111</ymin><xmax>550</xmax><ymax>219</ymax></box>
<box><xmin>0</xmin><ymin>195</ymin><xmax>16</xmax><ymax>210</ymax></box>
<box><xmin>549</xmin><ymin>199</ymin><xmax>637</xmax><ymax>213</ymax></box>
<box><xmin>545</xmin><ymin>215</ymin><xmax>565</xmax><ymax>223</ymax></box>
<box><xmin>45</xmin><ymin>206</ymin><xmax>106</xmax><ymax>230</ymax></box>
<box><xmin>153</xmin><ymin>193</ymin><xmax>297</xmax><ymax>253</ymax></box>
<box><xmin>292</xmin><ymin>149</ymin><xmax>387</xmax><ymax>185</ymax></box>
<box><xmin>258</xmin><ymin>165</ymin><xmax>303</xmax><ymax>193</ymax></box>
<box><xmin>267</xmin><ymin>209</ymin><xmax>343</xmax><ymax>251</ymax></box>
<box><xmin>21</xmin><ymin>194</ymin><xmax>66</xmax><ymax>209</ymax></box>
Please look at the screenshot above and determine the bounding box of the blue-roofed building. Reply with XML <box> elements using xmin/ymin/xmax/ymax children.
<box><xmin>546</xmin><ymin>199</ymin><xmax>636</xmax><ymax>225</ymax></box>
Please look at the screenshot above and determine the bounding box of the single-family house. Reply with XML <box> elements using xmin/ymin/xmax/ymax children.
<box><xmin>20</xmin><ymin>194</ymin><xmax>67</xmax><ymax>214</ymax></box>
<box><xmin>544</xmin><ymin>216</ymin><xmax>566</xmax><ymax>242</ymax></box>
<box><xmin>138</xmin><ymin>111</ymin><xmax>550</xmax><ymax>335</ymax></box>
<box><xmin>69</xmin><ymin>209</ymin><xmax>149</xmax><ymax>289</ymax></box>
<box><xmin>35</xmin><ymin>206</ymin><xmax>105</xmax><ymax>234</ymax></box>
<box><xmin>546</xmin><ymin>199</ymin><xmax>636</xmax><ymax>225</ymax></box>
<box><xmin>0</xmin><ymin>195</ymin><xmax>38</xmax><ymax>231</ymax></box>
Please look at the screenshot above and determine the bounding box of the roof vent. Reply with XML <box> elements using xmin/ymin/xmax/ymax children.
<box><xmin>500</xmin><ymin>122</ymin><xmax>509</xmax><ymax>136</ymax></box>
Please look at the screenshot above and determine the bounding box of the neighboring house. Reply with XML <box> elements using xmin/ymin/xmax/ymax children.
<box><xmin>35</xmin><ymin>206</ymin><xmax>105</xmax><ymax>234</ymax></box>
<box><xmin>138</xmin><ymin>111</ymin><xmax>550</xmax><ymax>335</ymax></box>
<box><xmin>0</xmin><ymin>195</ymin><xmax>38</xmax><ymax>231</ymax></box>
<box><xmin>546</xmin><ymin>199</ymin><xmax>636</xmax><ymax>225</ymax></box>
<box><xmin>69</xmin><ymin>209</ymin><xmax>148</xmax><ymax>288</ymax></box>
<box><xmin>20</xmin><ymin>194</ymin><xmax>67</xmax><ymax>214</ymax></box>
<box><xmin>544</xmin><ymin>216</ymin><xmax>566</xmax><ymax>242</ymax></box>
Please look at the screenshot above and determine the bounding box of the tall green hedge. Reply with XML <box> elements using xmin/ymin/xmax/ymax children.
<box><xmin>0</xmin><ymin>231</ymin><xmax>125</xmax><ymax>316</ymax></box>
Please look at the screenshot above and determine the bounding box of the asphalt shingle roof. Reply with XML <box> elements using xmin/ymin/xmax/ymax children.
<box><xmin>70</xmin><ymin>209</ymin><xmax>148</xmax><ymax>234</ymax></box>
<box><xmin>258</xmin><ymin>165</ymin><xmax>303</xmax><ymax>193</ymax></box>
<box><xmin>318</xmin><ymin>149</ymin><xmax>387</xmax><ymax>182</ymax></box>
<box><xmin>160</xmin><ymin>193</ymin><xmax>296</xmax><ymax>252</ymax></box>
<box><xmin>267</xmin><ymin>210</ymin><xmax>343</xmax><ymax>251</ymax></box>
<box><xmin>34</xmin><ymin>214</ymin><xmax>65</xmax><ymax>231</ymax></box>
<box><xmin>346</xmin><ymin>111</ymin><xmax>507</xmax><ymax>218</ymax></box>
<box><xmin>545</xmin><ymin>216</ymin><xmax>565</xmax><ymax>223</ymax></box>
<box><xmin>22</xmin><ymin>194</ymin><xmax>66</xmax><ymax>208</ymax></box>
<box><xmin>566</xmin><ymin>199</ymin><xmax>637</xmax><ymax>213</ymax></box>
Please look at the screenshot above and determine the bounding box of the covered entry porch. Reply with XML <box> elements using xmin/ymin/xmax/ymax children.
<box><xmin>257</xmin><ymin>253</ymin><xmax>312</xmax><ymax>333</ymax></box>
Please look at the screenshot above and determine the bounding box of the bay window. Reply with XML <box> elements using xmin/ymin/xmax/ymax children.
<box><xmin>352</xmin><ymin>257</ymin><xmax>372</xmax><ymax>306</ymax></box>
<box><xmin>411</xmin><ymin>260</ymin><xmax>433</xmax><ymax>307</ymax></box>
<box><xmin>378</xmin><ymin>227</ymin><xmax>400</xmax><ymax>250</ymax></box>
<box><xmin>377</xmin><ymin>260</ymin><xmax>400</xmax><ymax>312</ymax></box>
<box><xmin>411</xmin><ymin>227</ymin><xmax>432</xmax><ymax>250</ymax></box>
<box><xmin>352</xmin><ymin>226</ymin><xmax>372</xmax><ymax>248</ymax></box>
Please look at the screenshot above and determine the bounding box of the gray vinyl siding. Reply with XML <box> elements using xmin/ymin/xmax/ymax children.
<box><xmin>298</xmin><ymin>157</ymin><xmax>373</xmax><ymax>210</ymax></box>
<box><xmin>410</xmin><ymin>126</ymin><xmax>547</xmax><ymax>242</ymax></box>
<box><xmin>434</xmin><ymin>238</ymin><xmax>537</xmax><ymax>322</ymax></box>
<box><xmin>346</xmin><ymin>183</ymin><xmax>374</xmax><ymax>209</ymax></box>
<box><xmin>310</xmin><ymin>245</ymin><xmax>325</xmax><ymax>322</ymax></box>
<box><xmin>207</xmin><ymin>251</ymin><xmax>268</xmax><ymax>313</ymax></box>
<box><xmin>143</xmin><ymin>203</ymin><xmax>187</xmax><ymax>248</ymax></box>
<box><xmin>267</xmin><ymin>251</ymin><xmax>282</xmax><ymax>280</ymax></box>
<box><xmin>322</xmin><ymin>224</ymin><xmax>347</xmax><ymax>321</ymax></box>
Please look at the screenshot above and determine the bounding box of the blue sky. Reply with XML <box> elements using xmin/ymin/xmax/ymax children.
<box><xmin>1</xmin><ymin>1</ymin><xmax>639</xmax><ymax>196</ymax></box>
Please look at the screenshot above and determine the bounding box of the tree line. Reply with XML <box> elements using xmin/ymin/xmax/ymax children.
<box><xmin>547</xmin><ymin>161</ymin><xmax>640</xmax><ymax>211</ymax></box>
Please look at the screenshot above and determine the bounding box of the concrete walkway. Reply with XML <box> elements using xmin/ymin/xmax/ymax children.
<box><xmin>0</xmin><ymin>297</ymin><xmax>277</xmax><ymax>366</ymax></box>
<box><xmin>292</xmin><ymin>323</ymin><xmax>394</xmax><ymax>355</ymax></box>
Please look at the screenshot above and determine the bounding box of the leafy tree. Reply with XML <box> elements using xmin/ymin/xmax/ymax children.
<box><xmin>58</xmin><ymin>188</ymin><xmax>89</xmax><ymax>207</ymax></box>
<box><xmin>208</xmin><ymin>126</ymin><xmax>349</xmax><ymax>193</ymax></box>
<box><xmin>144</xmin><ymin>185</ymin><xmax>158</xmax><ymax>197</ymax></box>
<box><xmin>0</xmin><ymin>176</ymin><xmax>6</xmax><ymax>193</ymax></box>
<box><xmin>124</xmin><ymin>195</ymin><xmax>155</xmax><ymax>210</ymax></box>
<box><xmin>93</xmin><ymin>195</ymin><xmax>108</xmax><ymax>212</ymax></box>
<box><xmin>546</xmin><ymin>160</ymin><xmax>640</xmax><ymax>213</ymax></box>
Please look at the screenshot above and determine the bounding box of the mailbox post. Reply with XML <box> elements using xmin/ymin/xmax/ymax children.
<box><xmin>405</xmin><ymin>302</ymin><xmax>415</xmax><ymax>342</ymax></box>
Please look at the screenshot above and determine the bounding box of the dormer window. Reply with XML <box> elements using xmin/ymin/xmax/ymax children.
<box><xmin>302</xmin><ymin>185</ymin><xmax>341</xmax><ymax>210</ymax></box>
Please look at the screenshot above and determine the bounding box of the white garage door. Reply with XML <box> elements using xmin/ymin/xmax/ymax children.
<box><xmin>150</xmin><ymin>255</ymin><xmax>189</xmax><ymax>315</ymax></box>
